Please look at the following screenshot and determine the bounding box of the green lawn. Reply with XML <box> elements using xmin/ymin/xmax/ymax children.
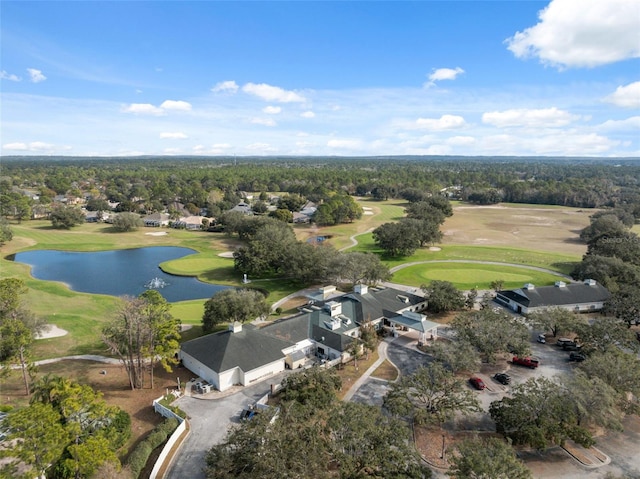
<box><xmin>391</xmin><ymin>262</ymin><xmax>568</xmax><ymax>290</ymax></box>
<box><xmin>1</xmin><ymin>206</ymin><xmax>585</xmax><ymax>360</ymax></box>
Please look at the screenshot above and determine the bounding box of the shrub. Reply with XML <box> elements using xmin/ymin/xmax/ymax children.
<box><xmin>125</xmin><ymin>417</ymin><xmax>179</xmax><ymax>478</ymax></box>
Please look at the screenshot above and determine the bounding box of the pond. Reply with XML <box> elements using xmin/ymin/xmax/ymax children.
<box><xmin>13</xmin><ymin>247</ymin><xmax>227</xmax><ymax>302</ymax></box>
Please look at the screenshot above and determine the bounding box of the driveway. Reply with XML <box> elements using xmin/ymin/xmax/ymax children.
<box><xmin>166</xmin><ymin>372</ymin><xmax>288</xmax><ymax>479</ymax></box>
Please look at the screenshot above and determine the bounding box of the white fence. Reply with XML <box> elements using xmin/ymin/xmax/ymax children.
<box><xmin>150</xmin><ymin>396</ymin><xmax>188</xmax><ymax>479</ymax></box>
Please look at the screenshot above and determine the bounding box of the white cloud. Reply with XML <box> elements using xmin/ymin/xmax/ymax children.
<box><xmin>425</xmin><ymin>67</ymin><xmax>464</xmax><ymax>87</ymax></box>
<box><xmin>245</xmin><ymin>142</ymin><xmax>278</xmax><ymax>153</ymax></box>
<box><xmin>597</xmin><ymin>116</ymin><xmax>640</xmax><ymax>132</ymax></box>
<box><xmin>327</xmin><ymin>138</ymin><xmax>363</xmax><ymax>150</ymax></box>
<box><xmin>27</xmin><ymin>68</ymin><xmax>46</xmax><ymax>83</ymax></box>
<box><xmin>211</xmin><ymin>80</ymin><xmax>239</xmax><ymax>93</ymax></box>
<box><xmin>263</xmin><ymin>106</ymin><xmax>282</xmax><ymax>114</ymax></box>
<box><xmin>300</xmin><ymin>111</ymin><xmax>316</xmax><ymax>118</ymax></box>
<box><xmin>2</xmin><ymin>141</ymin><xmax>62</xmax><ymax>152</ymax></box>
<box><xmin>506</xmin><ymin>0</ymin><xmax>640</xmax><ymax>68</ymax></box>
<box><xmin>482</xmin><ymin>107</ymin><xmax>582</xmax><ymax>128</ymax></box>
<box><xmin>250</xmin><ymin>117</ymin><xmax>277</xmax><ymax>127</ymax></box>
<box><xmin>122</xmin><ymin>103</ymin><xmax>165</xmax><ymax>115</ymax></box>
<box><xmin>2</xmin><ymin>142</ymin><xmax>28</xmax><ymax>150</ymax></box>
<box><xmin>163</xmin><ymin>148</ymin><xmax>181</xmax><ymax>154</ymax></box>
<box><xmin>446</xmin><ymin>136</ymin><xmax>476</xmax><ymax>146</ymax></box>
<box><xmin>603</xmin><ymin>81</ymin><xmax>640</xmax><ymax>109</ymax></box>
<box><xmin>160</xmin><ymin>100</ymin><xmax>192</xmax><ymax>111</ymax></box>
<box><xmin>0</xmin><ymin>71</ymin><xmax>21</xmax><ymax>81</ymax></box>
<box><xmin>122</xmin><ymin>99</ymin><xmax>191</xmax><ymax>115</ymax></box>
<box><xmin>160</xmin><ymin>132</ymin><xmax>188</xmax><ymax>139</ymax></box>
<box><xmin>415</xmin><ymin>114</ymin><xmax>466</xmax><ymax>130</ymax></box>
<box><xmin>242</xmin><ymin>82</ymin><xmax>305</xmax><ymax>103</ymax></box>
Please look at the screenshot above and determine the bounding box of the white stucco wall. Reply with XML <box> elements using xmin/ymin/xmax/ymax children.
<box><xmin>179</xmin><ymin>350</ymin><xmax>221</xmax><ymax>391</ymax></box>
<box><xmin>241</xmin><ymin>359</ymin><xmax>286</xmax><ymax>386</ymax></box>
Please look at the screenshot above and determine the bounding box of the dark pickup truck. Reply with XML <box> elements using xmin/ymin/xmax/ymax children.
<box><xmin>512</xmin><ymin>356</ymin><xmax>539</xmax><ymax>369</ymax></box>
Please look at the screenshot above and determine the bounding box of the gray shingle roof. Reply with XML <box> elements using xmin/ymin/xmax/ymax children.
<box><xmin>499</xmin><ymin>282</ymin><xmax>610</xmax><ymax>308</ymax></box>
<box><xmin>181</xmin><ymin>324</ymin><xmax>292</xmax><ymax>373</ymax></box>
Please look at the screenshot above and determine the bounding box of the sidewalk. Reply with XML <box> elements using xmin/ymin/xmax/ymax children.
<box><xmin>342</xmin><ymin>339</ymin><xmax>392</xmax><ymax>401</ymax></box>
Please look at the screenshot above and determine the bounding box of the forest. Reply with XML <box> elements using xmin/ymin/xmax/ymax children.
<box><xmin>2</xmin><ymin>156</ymin><xmax>640</xmax><ymax>217</ymax></box>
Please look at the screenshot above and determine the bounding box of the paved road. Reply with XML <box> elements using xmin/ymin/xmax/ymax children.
<box><xmin>167</xmin><ymin>372</ymin><xmax>288</xmax><ymax>479</ymax></box>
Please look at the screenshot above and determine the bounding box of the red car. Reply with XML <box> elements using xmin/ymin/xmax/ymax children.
<box><xmin>469</xmin><ymin>377</ymin><xmax>485</xmax><ymax>390</ymax></box>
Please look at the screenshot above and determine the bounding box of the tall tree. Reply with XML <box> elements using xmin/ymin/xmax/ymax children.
<box><xmin>421</xmin><ymin>280</ymin><xmax>465</xmax><ymax>314</ymax></box>
<box><xmin>139</xmin><ymin>290</ymin><xmax>181</xmax><ymax>389</ymax></box>
<box><xmin>102</xmin><ymin>292</ymin><xmax>180</xmax><ymax>390</ymax></box>
<box><xmin>489</xmin><ymin>377</ymin><xmax>593</xmax><ymax>449</ymax></box>
<box><xmin>202</xmin><ymin>288</ymin><xmax>269</xmax><ymax>333</ymax></box>
<box><xmin>527</xmin><ymin>307</ymin><xmax>583</xmax><ymax>338</ymax></box>
<box><xmin>451</xmin><ymin>308</ymin><xmax>531</xmax><ymax>362</ymax></box>
<box><xmin>384</xmin><ymin>362</ymin><xmax>481</xmax><ymax>426</ymax></box>
<box><xmin>49</xmin><ymin>204</ymin><xmax>86</xmax><ymax>229</ymax></box>
<box><xmin>448</xmin><ymin>437</ymin><xmax>532</xmax><ymax>479</ymax></box>
<box><xmin>2</xmin><ymin>402</ymin><xmax>69</xmax><ymax>477</ymax></box>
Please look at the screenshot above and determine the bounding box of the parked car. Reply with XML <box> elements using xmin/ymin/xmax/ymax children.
<box><xmin>562</xmin><ymin>342</ymin><xmax>582</xmax><ymax>351</ymax></box>
<box><xmin>556</xmin><ymin>338</ymin><xmax>575</xmax><ymax>347</ymax></box>
<box><xmin>512</xmin><ymin>356</ymin><xmax>540</xmax><ymax>368</ymax></box>
<box><xmin>569</xmin><ymin>352</ymin><xmax>586</xmax><ymax>362</ymax></box>
<box><xmin>536</xmin><ymin>334</ymin><xmax>546</xmax><ymax>344</ymax></box>
<box><xmin>493</xmin><ymin>373</ymin><xmax>511</xmax><ymax>385</ymax></box>
<box><xmin>469</xmin><ymin>377</ymin><xmax>486</xmax><ymax>390</ymax></box>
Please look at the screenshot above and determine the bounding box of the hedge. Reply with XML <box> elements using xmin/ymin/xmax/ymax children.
<box><xmin>126</xmin><ymin>417</ymin><xmax>179</xmax><ymax>478</ymax></box>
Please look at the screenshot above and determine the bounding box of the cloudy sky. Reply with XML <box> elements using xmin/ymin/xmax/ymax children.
<box><xmin>1</xmin><ymin>0</ymin><xmax>638</xmax><ymax>157</ymax></box>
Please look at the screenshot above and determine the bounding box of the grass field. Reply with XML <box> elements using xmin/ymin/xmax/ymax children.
<box><xmin>0</xmin><ymin>201</ymin><xmax>593</xmax><ymax>359</ymax></box>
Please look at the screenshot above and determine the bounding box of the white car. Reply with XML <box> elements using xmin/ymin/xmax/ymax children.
<box><xmin>537</xmin><ymin>334</ymin><xmax>546</xmax><ymax>344</ymax></box>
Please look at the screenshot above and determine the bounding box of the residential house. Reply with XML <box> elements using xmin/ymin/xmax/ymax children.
<box><xmin>494</xmin><ymin>279</ymin><xmax>610</xmax><ymax>315</ymax></box>
<box><xmin>143</xmin><ymin>212</ymin><xmax>170</xmax><ymax>227</ymax></box>
<box><xmin>228</xmin><ymin>202</ymin><xmax>254</xmax><ymax>215</ymax></box>
<box><xmin>179</xmin><ymin>284</ymin><xmax>429</xmax><ymax>391</ymax></box>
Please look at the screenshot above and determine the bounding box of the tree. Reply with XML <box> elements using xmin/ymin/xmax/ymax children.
<box><xmin>85</xmin><ymin>198</ymin><xmax>111</xmax><ymax>212</ymax></box>
<box><xmin>489</xmin><ymin>377</ymin><xmax>593</xmax><ymax>449</ymax></box>
<box><xmin>428</xmin><ymin>340</ymin><xmax>480</xmax><ymax>374</ymax></box>
<box><xmin>574</xmin><ymin>315</ymin><xmax>639</xmax><ymax>355</ymax></box>
<box><xmin>0</xmin><ymin>217</ymin><xmax>13</xmax><ymax>245</ymax></box>
<box><xmin>206</xmin><ymin>368</ymin><xmax>430</xmax><ymax>479</ymax></box>
<box><xmin>372</xmin><ymin>221</ymin><xmax>421</xmax><ymax>257</ymax></box>
<box><xmin>329</xmin><ymin>251</ymin><xmax>390</xmax><ymax>286</ymax></box>
<box><xmin>139</xmin><ymin>290</ymin><xmax>181</xmax><ymax>388</ymax></box>
<box><xmin>421</xmin><ymin>280</ymin><xmax>465</xmax><ymax>314</ymax></box>
<box><xmin>202</xmin><ymin>288</ymin><xmax>269</xmax><ymax>333</ymax></box>
<box><xmin>102</xmin><ymin>292</ymin><xmax>180</xmax><ymax>390</ymax></box>
<box><xmin>358</xmin><ymin>318</ymin><xmax>378</xmax><ymax>360</ymax></box>
<box><xmin>0</xmin><ymin>278</ymin><xmax>44</xmax><ymax>395</ymax></box>
<box><xmin>268</xmin><ymin>208</ymin><xmax>293</xmax><ymax>223</ymax></box>
<box><xmin>527</xmin><ymin>307</ymin><xmax>582</xmax><ymax>338</ymax></box>
<box><xmin>448</xmin><ymin>436</ymin><xmax>532</xmax><ymax>479</ymax></box>
<box><xmin>603</xmin><ymin>284</ymin><xmax>640</xmax><ymax>326</ymax></box>
<box><xmin>490</xmin><ymin>279</ymin><xmax>504</xmax><ymax>292</ymax></box>
<box><xmin>564</xmin><ymin>370</ymin><xmax>623</xmax><ymax>432</ymax></box>
<box><xmin>1</xmin><ymin>402</ymin><xmax>69</xmax><ymax>478</ymax></box>
<box><xmin>49</xmin><ymin>205</ymin><xmax>86</xmax><ymax>229</ymax></box>
<box><xmin>580</xmin><ymin>214</ymin><xmax>627</xmax><ymax>244</ymax></box>
<box><xmin>384</xmin><ymin>362</ymin><xmax>481</xmax><ymax>426</ymax></box>
<box><xmin>577</xmin><ymin>349</ymin><xmax>640</xmax><ymax>414</ymax></box>
<box><xmin>450</xmin><ymin>308</ymin><xmax>530</xmax><ymax>363</ymax></box>
<box><xmin>281</xmin><ymin>367</ymin><xmax>342</xmax><ymax>409</ymax></box>
<box><xmin>111</xmin><ymin>212</ymin><xmax>143</xmax><ymax>232</ymax></box>
<box><xmin>65</xmin><ymin>435</ymin><xmax>119</xmax><ymax>479</ymax></box>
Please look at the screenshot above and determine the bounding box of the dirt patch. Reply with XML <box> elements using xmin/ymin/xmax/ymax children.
<box><xmin>0</xmin><ymin>360</ymin><xmax>189</xmax><ymax>452</ymax></box>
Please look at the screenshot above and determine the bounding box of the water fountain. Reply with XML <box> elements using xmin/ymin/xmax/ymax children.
<box><xmin>145</xmin><ymin>277</ymin><xmax>168</xmax><ymax>289</ymax></box>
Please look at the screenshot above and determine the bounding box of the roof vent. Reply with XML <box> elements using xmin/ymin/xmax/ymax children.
<box><xmin>523</xmin><ymin>283</ymin><xmax>535</xmax><ymax>290</ymax></box>
<box><xmin>354</xmin><ymin>284</ymin><xmax>368</xmax><ymax>295</ymax></box>
<box><xmin>584</xmin><ymin>279</ymin><xmax>597</xmax><ymax>286</ymax></box>
<box><xmin>554</xmin><ymin>281</ymin><xmax>567</xmax><ymax>288</ymax></box>
<box><xmin>397</xmin><ymin>295</ymin><xmax>410</xmax><ymax>303</ymax></box>
<box><xmin>229</xmin><ymin>322</ymin><xmax>242</xmax><ymax>333</ymax></box>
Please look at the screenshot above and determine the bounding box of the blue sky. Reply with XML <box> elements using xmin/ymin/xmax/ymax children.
<box><xmin>1</xmin><ymin>0</ymin><xmax>638</xmax><ymax>157</ymax></box>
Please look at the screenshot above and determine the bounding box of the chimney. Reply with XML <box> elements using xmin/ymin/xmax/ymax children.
<box><xmin>354</xmin><ymin>284</ymin><xmax>368</xmax><ymax>295</ymax></box>
<box><xmin>584</xmin><ymin>279</ymin><xmax>597</xmax><ymax>286</ymax></box>
<box><xmin>554</xmin><ymin>281</ymin><xmax>566</xmax><ymax>288</ymax></box>
<box><xmin>523</xmin><ymin>283</ymin><xmax>535</xmax><ymax>290</ymax></box>
<box><xmin>229</xmin><ymin>321</ymin><xmax>243</xmax><ymax>333</ymax></box>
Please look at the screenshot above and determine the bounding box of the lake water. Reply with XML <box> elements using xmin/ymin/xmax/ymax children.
<box><xmin>13</xmin><ymin>247</ymin><xmax>227</xmax><ymax>302</ymax></box>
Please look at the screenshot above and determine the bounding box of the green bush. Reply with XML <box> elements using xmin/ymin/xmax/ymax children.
<box><xmin>125</xmin><ymin>417</ymin><xmax>179</xmax><ymax>478</ymax></box>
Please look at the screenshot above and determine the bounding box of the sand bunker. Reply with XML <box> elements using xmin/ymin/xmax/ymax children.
<box><xmin>363</xmin><ymin>211</ymin><xmax>374</xmax><ymax>215</ymax></box>
<box><xmin>145</xmin><ymin>231</ymin><xmax>168</xmax><ymax>236</ymax></box>
<box><xmin>428</xmin><ymin>246</ymin><xmax>441</xmax><ymax>251</ymax></box>
<box><xmin>36</xmin><ymin>324</ymin><xmax>69</xmax><ymax>339</ymax></box>
<box><xmin>218</xmin><ymin>251</ymin><xmax>235</xmax><ymax>258</ymax></box>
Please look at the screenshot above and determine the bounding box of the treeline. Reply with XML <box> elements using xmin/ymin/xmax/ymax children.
<box><xmin>2</xmin><ymin>157</ymin><xmax>640</xmax><ymax>216</ymax></box>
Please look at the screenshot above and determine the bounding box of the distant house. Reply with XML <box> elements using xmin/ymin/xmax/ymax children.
<box><xmin>143</xmin><ymin>212</ymin><xmax>170</xmax><ymax>227</ymax></box>
<box><xmin>494</xmin><ymin>279</ymin><xmax>610</xmax><ymax>315</ymax></box>
<box><xmin>228</xmin><ymin>202</ymin><xmax>254</xmax><ymax>215</ymax></box>
<box><xmin>293</xmin><ymin>201</ymin><xmax>317</xmax><ymax>223</ymax></box>
<box><xmin>179</xmin><ymin>284</ymin><xmax>428</xmax><ymax>391</ymax></box>
<box><xmin>173</xmin><ymin>215</ymin><xmax>207</xmax><ymax>230</ymax></box>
